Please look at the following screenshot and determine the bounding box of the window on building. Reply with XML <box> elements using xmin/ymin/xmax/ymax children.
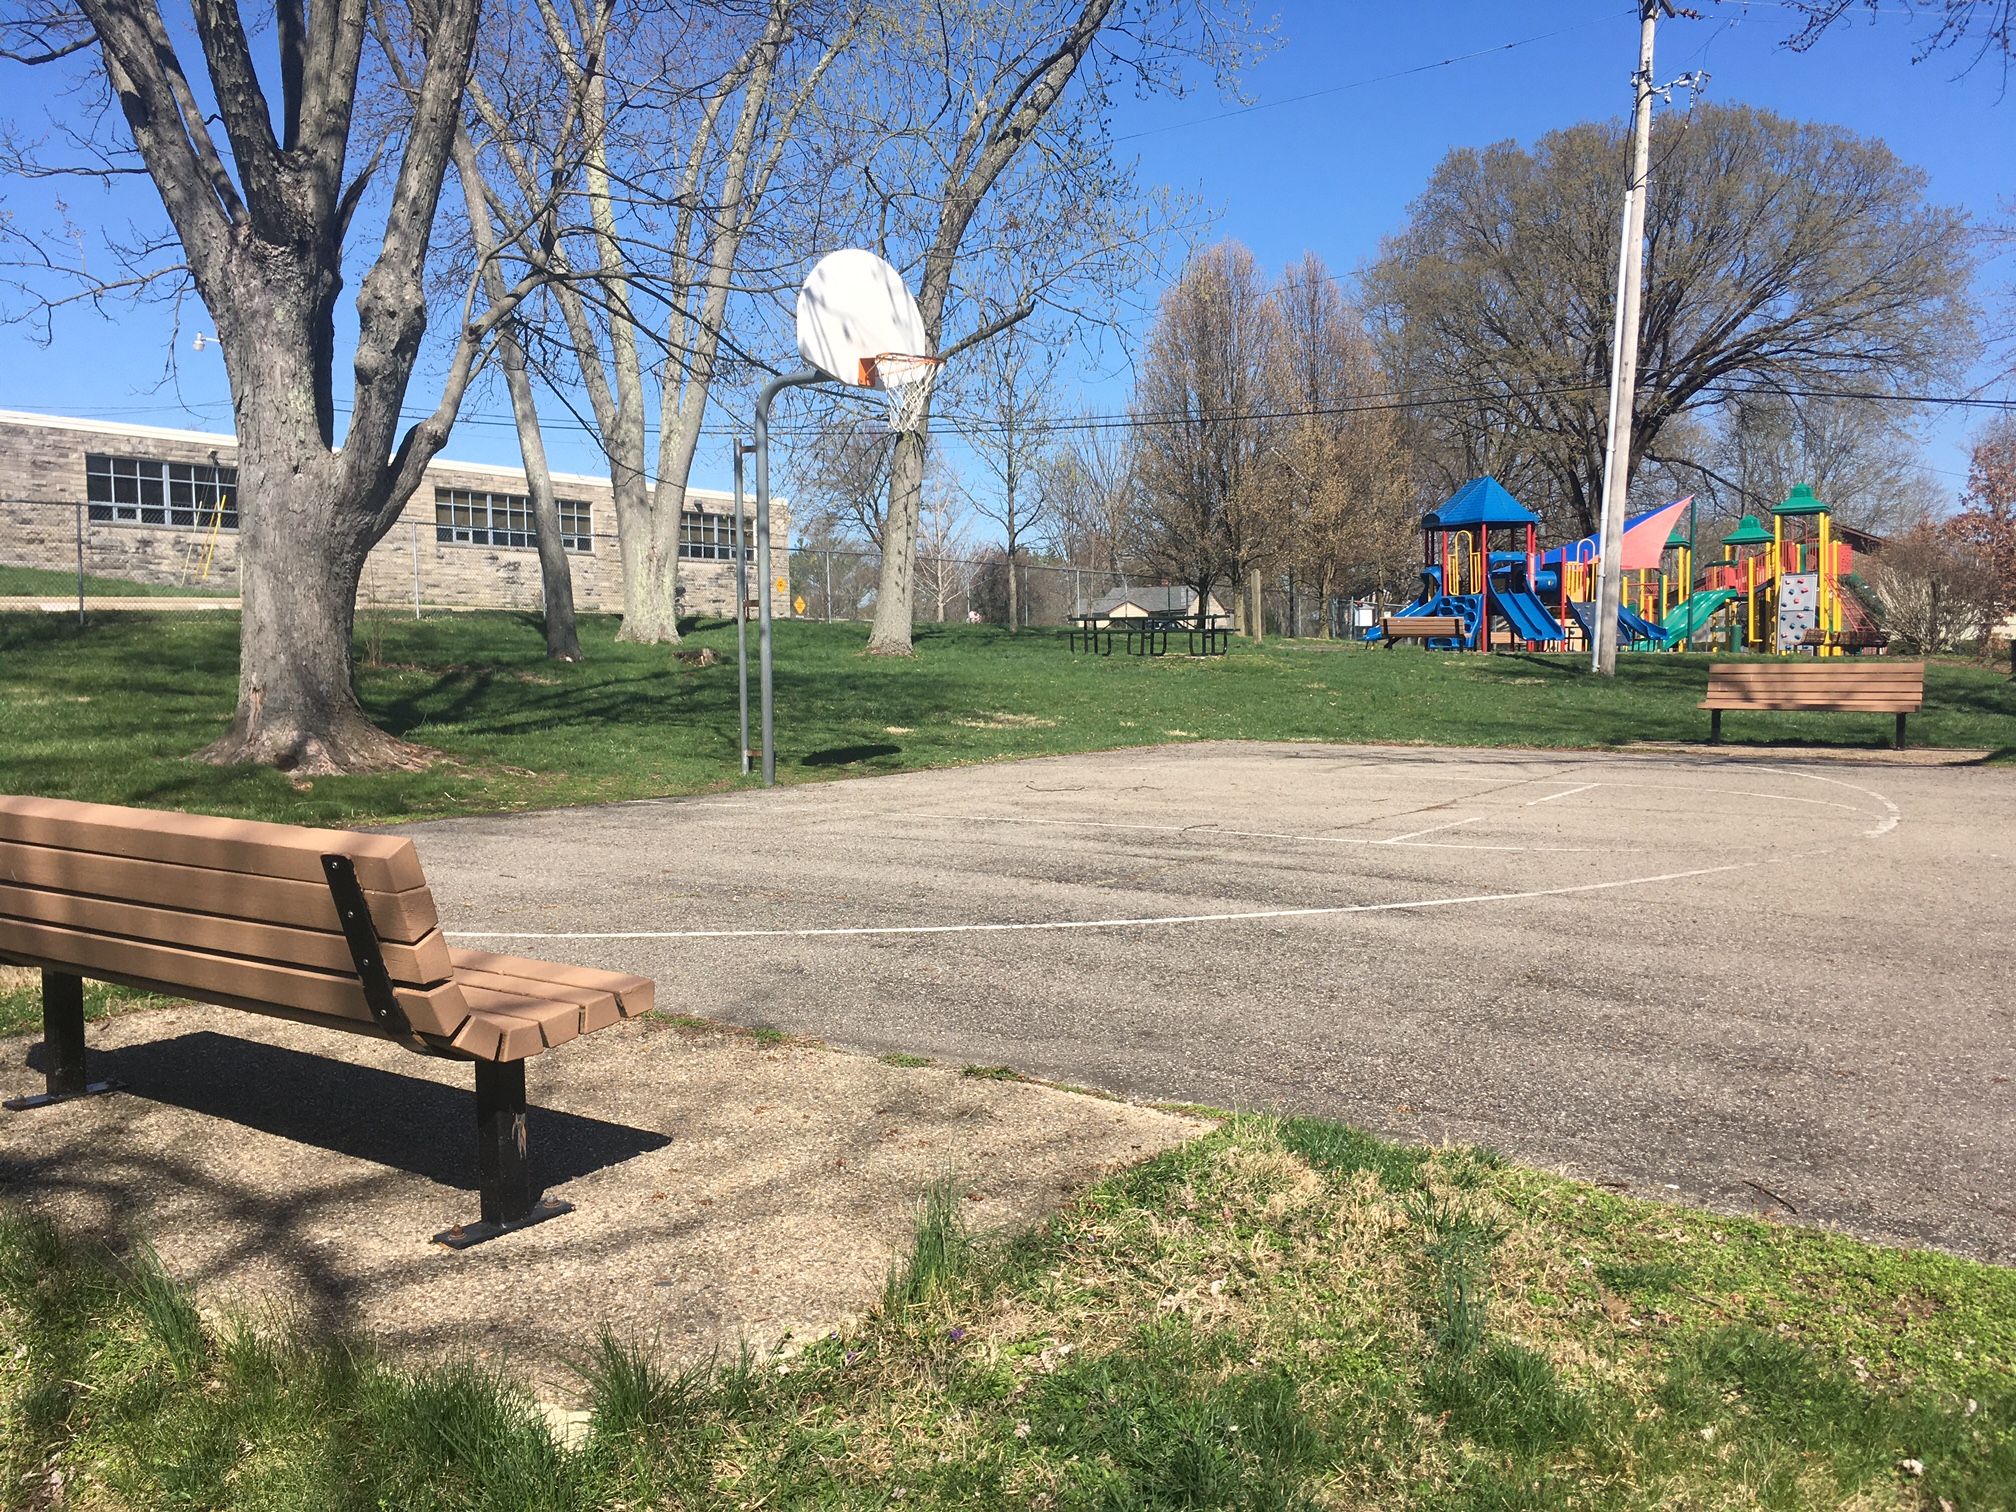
<box><xmin>434</xmin><ymin>488</ymin><xmax>591</xmax><ymax>553</ymax></box>
<box><xmin>86</xmin><ymin>453</ymin><xmax>238</xmax><ymax>529</ymax></box>
<box><xmin>678</xmin><ymin>509</ymin><xmax>749</xmax><ymax>561</ymax></box>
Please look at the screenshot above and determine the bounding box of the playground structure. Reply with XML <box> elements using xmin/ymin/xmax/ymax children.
<box><xmin>1658</xmin><ymin>484</ymin><xmax>1884</xmax><ymax>655</ymax></box>
<box><xmin>1371</xmin><ymin>478</ymin><xmax>1883</xmax><ymax>657</ymax></box>
<box><xmin>1368</xmin><ymin>477</ymin><xmax>1657</xmax><ymax>653</ymax></box>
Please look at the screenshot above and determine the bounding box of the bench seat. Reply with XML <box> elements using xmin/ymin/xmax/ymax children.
<box><xmin>0</xmin><ymin>794</ymin><xmax>655</xmax><ymax>1246</ymax></box>
<box><xmin>1699</xmin><ymin>662</ymin><xmax>1924</xmax><ymax>747</ymax></box>
<box><xmin>1381</xmin><ymin>615</ymin><xmax>1465</xmax><ymax>648</ymax></box>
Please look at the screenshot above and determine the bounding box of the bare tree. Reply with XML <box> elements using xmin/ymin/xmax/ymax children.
<box><xmin>1868</xmin><ymin>522</ymin><xmax>2000</xmax><ymax>652</ymax></box>
<box><xmin>1758</xmin><ymin>0</ymin><xmax>2014</xmax><ymax>76</ymax></box>
<box><xmin>452</xmin><ymin>129</ymin><xmax>581</xmax><ymax>662</ymax></box>
<box><xmin>1263</xmin><ymin>253</ymin><xmax>1415</xmax><ymax>628</ymax></box>
<box><xmin>1041</xmin><ymin>417</ymin><xmax>1138</xmax><ymax>575</ymax></box>
<box><xmin>1365</xmin><ymin>103</ymin><xmax>1977</xmax><ymax>541</ymax></box>
<box><xmin>914</xmin><ymin>477</ymin><xmax>978</xmax><ymax>623</ymax></box>
<box><xmin>437</xmin><ymin>9</ymin><xmax>589</xmax><ymax>662</ymax></box>
<box><xmin>3</xmin><ymin>1</ymin><xmax>539</xmax><ymax>770</ymax></box>
<box><xmin>952</xmin><ymin>328</ymin><xmax>1061</xmax><ymax>632</ymax></box>
<box><xmin>854</xmin><ymin>0</ymin><xmax>1249</xmax><ymax>657</ymax></box>
<box><xmin>1128</xmin><ymin>240</ymin><xmax>1280</xmax><ymax>618</ymax></box>
<box><xmin>475</xmin><ymin>0</ymin><xmax>857</xmax><ymax>644</ymax></box>
<box><xmin>1643</xmin><ymin>393</ymin><xmax>1935</xmax><ymax>539</ymax></box>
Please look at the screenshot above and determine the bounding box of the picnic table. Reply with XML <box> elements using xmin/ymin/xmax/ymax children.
<box><xmin>1065</xmin><ymin>613</ymin><xmax>1115</xmax><ymax>655</ymax></box>
<box><xmin>1127</xmin><ymin>612</ymin><xmax>1229</xmax><ymax>658</ymax></box>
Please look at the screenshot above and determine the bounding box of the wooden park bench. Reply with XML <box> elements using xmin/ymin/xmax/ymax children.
<box><xmin>0</xmin><ymin>795</ymin><xmax>654</xmax><ymax>1248</ymax></box>
<box><xmin>1381</xmin><ymin>614</ymin><xmax>1466</xmax><ymax>649</ymax></box>
<box><xmin>1700</xmin><ymin>662</ymin><xmax>1925</xmax><ymax>749</ymax></box>
<box><xmin>1799</xmin><ymin>626</ymin><xmax>1891</xmax><ymax>655</ymax></box>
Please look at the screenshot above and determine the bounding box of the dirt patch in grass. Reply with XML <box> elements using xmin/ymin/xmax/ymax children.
<box><xmin>0</xmin><ymin>1002</ymin><xmax>1203</xmax><ymax>1392</ymax></box>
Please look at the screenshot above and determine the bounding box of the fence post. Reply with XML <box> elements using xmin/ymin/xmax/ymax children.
<box><xmin>74</xmin><ymin>502</ymin><xmax>85</xmax><ymax>627</ymax></box>
<box><xmin>411</xmin><ymin>520</ymin><xmax>421</xmax><ymax>619</ymax></box>
<box><xmin>823</xmin><ymin>548</ymin><xmax>833</xmax><ymax>621</ymax></box>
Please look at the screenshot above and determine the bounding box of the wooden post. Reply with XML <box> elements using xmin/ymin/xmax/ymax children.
<box><xmin>1249</xmin><ymin>568</ymin><xmax>1264</xmax><ymax>643</ymax></box>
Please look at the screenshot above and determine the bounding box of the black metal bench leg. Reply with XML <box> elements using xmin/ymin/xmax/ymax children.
<box><xmin>4</xmin><ymin>971</ymin><xmax>123</xmax><ymax>1111</ymax></box>
<box><xmin>1709</xmin><ymin>709</ymin><xmax>1722</xmax><ymax>745</ymax></box>
<box><xmin>1895</xmin><ymin>712</ymin><xmax>1906</xmax><ymax>751</ymax></box>
<box><xmin>432</xmin><ymin>1058</ymin><xmax>573</xmax><ymax>1249</ymax></box>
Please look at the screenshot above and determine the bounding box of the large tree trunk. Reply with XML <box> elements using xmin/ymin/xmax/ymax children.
<box><xmin>200</xmin><ymin>463</ymin><xmax>422</xmax><ymax>773</ymax></box>
<box><xmin>613</xmin><ymin>469</ymin><xmax>682</xmax><ymax>643</ymax></box>
<box><xmin>866</xmin><ymin>428</ymin><xmax>926</xmax><ymax>655</ymax></box>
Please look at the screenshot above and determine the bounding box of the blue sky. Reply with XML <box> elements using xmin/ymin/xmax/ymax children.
<box><xmin>2</xmin><ymin>0</ymin><xmax>2008</xmax><ymax>521</ymax></box>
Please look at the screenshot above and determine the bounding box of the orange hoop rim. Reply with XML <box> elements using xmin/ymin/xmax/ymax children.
<box><xmin>860</xmin><ymin>351</ymin><xmax>945</xmax><ymax>390</ymax></box>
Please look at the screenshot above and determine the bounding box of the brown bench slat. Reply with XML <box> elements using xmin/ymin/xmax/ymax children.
<box><xmin>0</xmin><ymin>795</ymin><xmax>423</xmax><ymax>891</ymax></box>
<box><xmin>0</xmin><ymin>914</ymin><xmax>469</xmax><ymax>1037</ymax></box>
<box><xmin>1384</xmin><ymin>616</ymin><xmax>1464</xmax><ymax>636</ymax></box>
<box><xmin>448</xmin><ymin>948</ymin><xmax>655</xmax><ymax>1019</ymax></box>
<box><xmin>0</xmin><ymin>840</ymin><xmax>441</xmax><ymax>943</ymax></box>
<box><xmin>449</xmin><ymin>1008</ymin><xmax>548</xmax><ymax>1062</ymax></box>
<box><xmin>453</xmin><ymin>968</ymin><xmax>621</xmax><ymax>1034</ymax></box>
<box><xmin>0</xmin><ymin>883</ymin><xmax>452</xmax><ymax>984</ymax></box>
<box><xmin>1704</xmin><ymin>664</ymin><xmax>1922</xmax><ymax>678</ymax></box>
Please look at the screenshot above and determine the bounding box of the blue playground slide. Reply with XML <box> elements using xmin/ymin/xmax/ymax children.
<box><xmin>1566</xmin><ymin>599</ymin><xmax>1670</xmax><ymax>647</ymax></box>
<box><xmin>1492</xmin><ymin>589</ymin><xmax>1565</xmax><ymax>645</ymax></box>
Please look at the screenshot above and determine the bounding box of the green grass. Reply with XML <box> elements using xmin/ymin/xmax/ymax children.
<box><xmin>2</xmin><ymin>1115</ymin><xmax>2009</xmax><ymax>1509</ymax></box>
<box><xmin>0</xmin><ymin>965</ymin><xmax>179</xmax><ymax>1038</ymax></box>
<box><xmin>0</xmin><ymin>563</ymin><xmax>230</xmax><ymax>597</ymax></box>
<box><xmin>3</xmin><ymin>611</ymin><xmax>2011</xmax><ymax>827</ymax></box>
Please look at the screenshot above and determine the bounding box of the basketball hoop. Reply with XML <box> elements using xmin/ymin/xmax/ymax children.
<box><xmin>864</xmin><ymin>351</ymin><xmax>944</xmax><ymax>436</ymax></box>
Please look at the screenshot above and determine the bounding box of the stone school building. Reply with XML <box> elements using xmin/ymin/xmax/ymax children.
<box><xmin>0</xmin><ymin>410</ymin><xmax>787</xmax><ymax>616</ymax></box>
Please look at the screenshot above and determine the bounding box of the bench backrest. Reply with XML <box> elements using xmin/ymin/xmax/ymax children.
<box><xmin>0</xmin><ymin>794</ymin><xmax>474</xmax><ymax>1045</ymax></box>
<box><xmin>1701</xmin><ymin>662</ymin><xmax>1924</xmax><ymax>711</ymax></box>
<box><xmin>1385</xmin><ymin>616</ymin><xmax>1464</xmax><ymax>635</ymax></box>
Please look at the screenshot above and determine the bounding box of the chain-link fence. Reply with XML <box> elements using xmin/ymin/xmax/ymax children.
<box><xmin>2</xmin><ymin>498</ymin><xmax>246</xmax><ymax>617</ymax></box>
<box><xmin>6</xmin><ymin>498</ymin><xmax>1403</xmax><ymax>641</ymax></box>
<box><xmin>783</xmin><ymin>545</ymin><xmax>1145</xmax><ymax>627</ymax></box>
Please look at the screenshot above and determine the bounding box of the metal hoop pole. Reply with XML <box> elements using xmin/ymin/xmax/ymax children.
<box><xmin>754</xmin><ymin>370</ymin><xmax>826</xmax><ymax>788</ymax></box>
<box><xmin>733</xmin><ymin>441</ymin><xmax>752</xmax><ymax>776</ymax></box>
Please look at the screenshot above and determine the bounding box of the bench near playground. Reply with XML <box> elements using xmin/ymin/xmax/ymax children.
<box><xmin>0</xmin><ymin>795</ymin><xmax>653</xmax><ymax>1248</ymax></box>
<box><xmin>1700</xmin><ymin>661</ymin><xmax>1925</xmax><ymax>748</ymax></box>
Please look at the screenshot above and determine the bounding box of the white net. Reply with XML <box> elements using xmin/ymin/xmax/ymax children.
<box><xmin>867</xmin><ymin>353</ymin><xmax>943</xmax><ymax>435</ymax></box>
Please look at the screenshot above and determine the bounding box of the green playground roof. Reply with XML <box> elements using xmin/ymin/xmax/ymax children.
<box><xmin>1721</xmin><ymin>514</ymin><xmax>1772</xmax><ymax>546</ymax></box>
<box><xmin>1665</xmin><ymin>525</ymin><xmax>1689</xmax><ymax>547</ymax></box>
<box><xmin>1772</xmin><ymin>483</ymin><xmax>1830</xmax><ymax>516</ymax></box>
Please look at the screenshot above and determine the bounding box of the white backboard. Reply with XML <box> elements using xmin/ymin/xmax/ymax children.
<box><xmin>795</xmin><ymin>249</ymin><xmax>930</xmax><ymax>388</ymax></box>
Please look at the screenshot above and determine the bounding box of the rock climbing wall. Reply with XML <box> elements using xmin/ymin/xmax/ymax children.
<box><xmin>1776</xmin><ymin>572</ymin><xmax>1818</xmax><ymax>653</ymax></box>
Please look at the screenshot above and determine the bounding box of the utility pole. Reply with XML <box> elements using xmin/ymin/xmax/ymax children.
<box><xmin>1592</xmin><ymin>1</ymin><xmax>1660</xmax><ymax>677</ymax></box>
<box><xmin>1592</xmin><ymin>1</ymin><xmax>1704</xmax><ymax>676</ymax></box>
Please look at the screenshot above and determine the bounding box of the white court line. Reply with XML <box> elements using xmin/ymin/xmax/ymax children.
<box><xmin>1378</xmin><ymin>815</ymin><xmax>1486</xmax><ymax>844</ymax></box>
<box><xmin>1526</xmin><ymin>783</ymin><xmax>1598</xmax><ymax>806</ymax></box>
<box><xmin>448</xmin><ymin>856</ymin><xmax>1767</xmax><ymax>942</ymax></box>
<box><xmin>446</xmin><ymin>767</ymin><xmax>1902</xmax><ymax>942</ymax></box>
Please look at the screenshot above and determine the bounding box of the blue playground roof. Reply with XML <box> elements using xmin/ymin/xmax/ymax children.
<box><xmin>1423</xmin><ymin>477</ymin><xmax>1541</xmax><ymax>530</ymax></box>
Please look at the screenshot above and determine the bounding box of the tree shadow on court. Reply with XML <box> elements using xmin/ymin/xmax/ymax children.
<box><xmin>801</xmin><ymin>742</ymin><xmax>903</xmax><ymax>767</ymax></box>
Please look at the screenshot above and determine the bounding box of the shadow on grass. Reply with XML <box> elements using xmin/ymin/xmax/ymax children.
<box><xmin>801</xmin><ymin>743</ymin><xmax>903</xmax><ymax>767</ymax></box>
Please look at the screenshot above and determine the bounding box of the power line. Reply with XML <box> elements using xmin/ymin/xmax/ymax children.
<box><xmin>1112</xmin><ymin>11</ymin><xmax>1629</xmax><ymax>144</ymax></box>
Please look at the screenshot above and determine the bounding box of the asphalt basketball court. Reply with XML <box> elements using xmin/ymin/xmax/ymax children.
<box><xmin>397</xmin><ymin>740</ymin><xmax>2015</xmax><ymax>1262</ymax></box>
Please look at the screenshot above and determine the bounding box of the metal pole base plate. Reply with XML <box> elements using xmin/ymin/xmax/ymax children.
<box><xmin>431</xmin><ymin>1196</ymin><xmax>573</xmax><ymax>1251</ymax></box>
<box><xmin>4</xmin><ymin>1078</ymin><xmax>124</xmax><ymax>1111</ymax></box>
